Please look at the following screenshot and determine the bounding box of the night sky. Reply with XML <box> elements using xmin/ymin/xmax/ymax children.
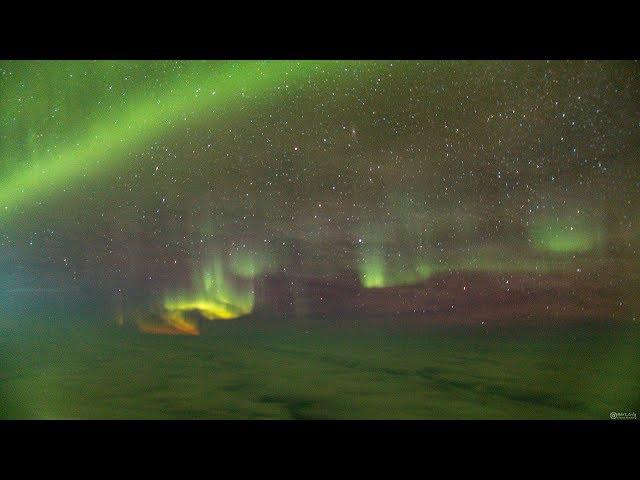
<box><xmin>1</xmin><ymin>61</ymin><xmax>639</xmax><ymax>333</ymax></box>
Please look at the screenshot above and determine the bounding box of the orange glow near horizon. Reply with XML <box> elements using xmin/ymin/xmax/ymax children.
<box><xmin>136</xmin><ymin>311</ymin><xmax>200</xmax><ymax>336</ymax></box>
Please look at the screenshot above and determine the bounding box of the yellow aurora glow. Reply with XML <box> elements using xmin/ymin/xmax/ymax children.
<box><xmin>135</xmin><ymin>256</ymin><xmax>258</xmax><ymax>335</ymax></box>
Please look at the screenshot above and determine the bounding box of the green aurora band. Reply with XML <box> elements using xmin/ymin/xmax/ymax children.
<box><xmin>358</xmin><ymin>239</ymin><xmax>435</xmax><ymax>289</ymax></box>
<box><xmin>0</xmin><ymin>60</ymin><xmax>353</xmax><ymax>216</ymax></box>
<box><xmin>531</xmin><ymin>216</ymin><xmax>604</xmax><ymax>254</ymax></box>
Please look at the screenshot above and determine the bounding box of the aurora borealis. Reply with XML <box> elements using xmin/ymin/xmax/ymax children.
<box><xmin>0</xmin><ymin>61</ymin><xmax>352</xmax><ymax>214</ymax></box>
<box><xmin>0</xmin><ymin>60</ymin><xmax>639</xmax><ymax>327</ymax></box>
<box><xmin>1</xmin><ymin>59</ymin><xmax>639</xmax><ymax>420</ymax></box>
